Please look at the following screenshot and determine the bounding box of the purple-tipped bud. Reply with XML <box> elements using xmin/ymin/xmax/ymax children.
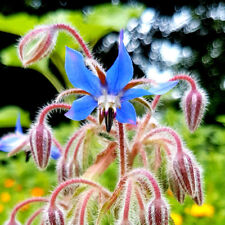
<box><xmin>168</xmin><ymin>170</ymin><xmax>185</xmax><ymax>204</ymax></box>
<box><xmin>18</xmin><ymin>25</ymin><xmax>58</xmax><ymax>67</ymax></box>
<box><xmin>182</xmin><ymin>88</ymin><xmax>207</xmax><ymax>132</ymax></box>
<box><xmin>172</xmin><ymin>151</ymin><xmax>196</xmax><ymax>197</ymax></box>
<box><xmin>148</xmin><ymin>198</ymin><xmax>169</xmax><ymax>225</ymax></box>
<box><xmin>43</xmin><ymin>207</ymin><xmax>64</xmax><ymax>225</ymax></box>
<box><xmin>29</xmin><ymin>123</ymin><xmax>52</xmax><ymax>170</ymax></box>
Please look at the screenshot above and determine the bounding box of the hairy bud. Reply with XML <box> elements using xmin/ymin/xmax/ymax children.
<box><xmin>182</xmin><ymin>88</ymin><xmax>207</xmax><ymax>132</ymax></box>
<box><xmin>168</xmin><ymin>170</ymin><xmax>185</xmax><ymax>204</ymax></box>
<box><xmin>172</xmin><ymin>151</ymin><xmax>196</xmax><ymax>197</ymax></box>
<box><xmin>148</xmin><ymin>198</ymin><xmax>169</xmax><ymax>225</ymax></box>
<box><xmin>18</xmin><ymin>25</ymin><xmax>58</xmax><ymax>66</ymax></box>
<box><xmin>29</xmin><ymin>123</ymin><xmax>52</xmax><ymax>170</ymax></box>
<box><xmin>172</xmin><ymin>149</ymin><xmax>204</xmax><ymax>204</ymax></box>
<box><xmin>43</xmin><ymin>207</ymin><xmax>64</xmax><ymax>225</ymax></box>
<box><xmin>193</xmin><ymin>166</ymin><xmax>204</xmax><ymax>205</ymax></box>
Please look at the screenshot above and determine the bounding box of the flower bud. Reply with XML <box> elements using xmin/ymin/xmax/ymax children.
<box><xmin>148</xmin><ymin>198</ymin><xmax>169</xmax><ymax>225</ymax></box>
<box><xmin>172</xmin><ymin>150</ymin><xmax>197</xmax><ymax>198</ymax></box>
<box><xmin>43</xmin><ymin>207</ymin><xmax>64</xmax><ymax>225</ymax></box>
<box><xmin>182</xmin><ymin>88</ymin><xmax>207</xmax><ymax>132</ymax></box>
<box><xmin>18</xmin><ymin>25</ymin><xmax>58</xmax><ymax>66</ymax></box>
<box><xmin>29</xmin><ymin>123</ymin><xmax>52</xmax><ymax>170</ymax></box>
<box><xmin>193</xmin><ymin>166</ymin><xmax>204</xmax><ymax>205</ymax></box>
<box><xmin>57</xmin><ymin>158</ymin><xmax>74</xmax><ymax>184</ymax></box>
<box><xmin>168</xmin><ymin>170</ymin><xmax>185</xmax><ymax>204</ymax></box>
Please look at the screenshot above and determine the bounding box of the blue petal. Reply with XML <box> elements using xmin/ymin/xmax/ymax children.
<box><xmin>148</xmin><ymin>80</ymin><xmax>179</xmax><ymax>95</ymax></box>
<box><xmin>116</xmin><ymin>101</ymin><xmax>136</xmax><ymax>125</ymax></box>
<box><xmin>50</xmin><ymin>146</ymin><xmax>61</xmax><ymax>160</ymax></box>
<box><xmin>106</xmin><ymin>30</ymin><xmax>133</xmax><ymax>95</ymax></box>
<box><xmin>15</xmin><ymin>114</ymin><xmax>23</xmax><ymax>134</ymax></box>
<box><xmin>121</xmin><ymin>88</ymin><xmax>152</xmax><ymax>101</ymax></box>
<box><xmin>0</xmin><ymin>135</ymin><xmax>25</xmax><ymax>152</ymax></box>
<box><xmin>65</xmin><ymin>47</ymin><xmax>102</xmax><ymax>97</ymax></box>
<box><xmin>65</xmin><ymin>95</ymin><xmax>98</xmax><ymax>121</ymax></box>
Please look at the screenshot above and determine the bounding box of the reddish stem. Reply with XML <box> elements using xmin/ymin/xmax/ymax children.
<box><xmin>127</xmin><ymin>169</ymin><xmax>161</xmax><ymax>200</ymax></box>
<box><xmin>49</xmin><ymin>178</ymin><xmax>110</xmax><ymax>208</ymax></box>
<box><xmin>117</xmin><ymin>122</ymin><xmax>127</xmax><ymax>177</ymax></box>
<box><xmin>134</xmin><ymin>187</ymin><xmax>146</xmax><ymax>225</ymax></box>
<box><xmin>53</xmin><ymin>137</ymin><xmax>63</xmax><ymax>153</ymax></box>
<box><xmin>123</xmin><ymin>180</ymin><xmax>132</xmax><ymax>222</ymax></box>
<box><xmin>9</xmin><ymin>197</ymin><xmax>48</xmax><ymax>223</ymax></box>
<box><xmin>151</xmin><ymin>95</ymin><xmax>161</xmax><ymax>111</ymax></box>
<box><xmin>79</xmin><ymin>190</ymin><xmax>94</xmax><ymax>225</ymax></box>
<box><xmin>142</xmin><ymin>127</ymin><xmax>183</xmax><ymax>154</ymax></box>
<box><xmin>38</xmin><ymin>103</ymin><xmax>71</xmax><ymax>125</ymax></box>
<box><xmin>53</xmin><ymin>24</ymin><xmax>92</xmax><ymax>58</ymax></box>
<box><xmin>26</xmin><ymin>208</ymin><xmax>43</xmax><ymax>225</ymax></box>
<box><xmin>170</xmin><ymin>74</ymin><xmax>197</xmax><ymax>90</ymax></box>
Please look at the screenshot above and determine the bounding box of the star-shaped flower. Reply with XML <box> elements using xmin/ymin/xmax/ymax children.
<box><xmin>0</xmin><ymin>115</ymin><xmax>61</xmax><ymax>160</ymax></box>
<box><xmin>64</xmin><ymin>30</ymin><xmax>178</xmax><ymax>132</ymax></box>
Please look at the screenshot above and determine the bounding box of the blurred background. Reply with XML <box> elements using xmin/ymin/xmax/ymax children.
<box><xmin>0</xmin><ymin>0</ymin><xmax>225</xmax><ymax>224</ymax></box>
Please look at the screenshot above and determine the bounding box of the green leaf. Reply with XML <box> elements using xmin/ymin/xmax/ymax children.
<box><xmin>0</xmin><ymin>105</ymin><xmax>30</xmax><ymax>128</ymax></box>
<box><xmin>216</xmin><ymin>115</ymin><xmax>225</xmax><ymax>126</ymax></box>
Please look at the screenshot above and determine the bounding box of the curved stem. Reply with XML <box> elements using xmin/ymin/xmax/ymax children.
<box><xmin>134</xmin><ymin>187</ymin><xmax>146</xmax><ymax>225</ymax></box>
<box><xmin>63</xmin><ymin>124</ymin><xmax>93</xmax><ymax>161</ymax></box>
<box><xmin>122</xmin><ymin>179</ymin><xmax>132</xmax><ymax>222</ymax></box>
<box><xmin>127</xmin><ymin>169</ymin><xmax>161</xmax><ymax>199</ymax></box>
<box><xmin>38</xmin><ymin>103</ymin><xmax>71</xmax><ymax>125</ymax></box>
<box><xmin>169</xmin><ymin>74</ymin><xmax>197</xmax><ymax>90</ymax></box>
<box><xmin>151</xmin><ymin>95</ymin><xmax>161</xmax><ymax>111</ymax></box>
<box><xmin>53</xmin><ymin>138</ymin><xmax>64</xmax><ymax>153</ymax></box>
<box><xmin>26</xmin><ymin>208</ymin><xmax>43</xmax><ymax>225</ymax></box>
<box><xmin>9</xmin><ymin>197</ymin><xmax>48</xmax><ymax>223</ymax></box>
<box><xmin>53</xmin><ymin>24</ymin><xmax>92</xmax><ymax>58</ymax></box>
<box><xmin>142</xmin><ymin>127</ymin><xmax>183</xmax><ymax>154</ymax></box>
<box><xmin>55</xmin><ymin>88</ymin><xmax>90</xmax><ymax>102</ymax></box>
<box><xmin>79</xmin><ymin>190</ymin><xmax>94</xmax><ymax>225</ymax></box>
<box><xmin>49</xmin><ymin>178</ymin><xmax>110</xmax><ymax>208</ymax></box>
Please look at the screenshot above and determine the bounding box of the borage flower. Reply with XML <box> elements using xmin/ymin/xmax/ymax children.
<box><xmin>65</xmin><ymin>30</ymin><xmax>178</xmax><ymax>132</ymax></box>
<box><xmin>0</xmin><ymin>116</ymin><xmax>61</xmax><ymax>160</ymax></box>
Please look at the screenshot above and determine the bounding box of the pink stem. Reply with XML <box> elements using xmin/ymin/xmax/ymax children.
<box><xmin>134</xmin><ymin>187</ymin><xmax>146</xmax><ymax>225</ymax></box>
<box><xmin>49</xmin><ymin>178</ymin><xmax>110</xmax><ymax>208</ymax></box>
<box><xmin>38</xmin><ymin>103</ymin><xmax>71</xmax><ymax>125</ymax></box>
<box><xmin>151</xmin><ymin>95</ymin><xmax>161</xmax><ymax>111</ymax></box>
<box><xmin>9</xmin><ymin>197</ymin><xmax>48</xmax><ymax>222</ymax></box>
<box><xmin>26</xmin><ymin>208</ymin><xmax>43</xmax><ymax>225</ymax></box>
<box><xmin>55</xmin><ymin>88</ymin><xmax>90</xmax><ymax>102</ymax></box>
<box><xmin>53</xmin><ymin>24</ymin><xmax>92</xmax><ymax>58</ymax></box>
<box><xmin>127</xmin><ymin>169</ymin><xmax>161</xmax><ymax>200</ymax></box>
<box><xmin>63</xmin><ymin>124</ymin><xmax>93</xmax><ymax>161</ymax></box>
<box><xmin>170</xmin><ymin>74</ymin><xmax>197</xmax><ymax>90</ymax></box>
<box><xmin>79</xmin><ymin>190</ymin><xmax>94</xmax><ymax>225</ymax></box>
<box><xmin>143</xmin><ymin>127</ymin><xmax>183</xmax><ymax>154</ymax></box>
<box><xmin>53</xmin><ymin>137</ymin><xmax>63</xmax><ymax>153</ymax></box>
<box><xmin>117</xmin><ymin>122</ymin><xmax>127</xmax><ymax>177</ymax></box>
<box><xmin>123</xmin><ymin>180</ymin><xmax>132</xmax><ymax>222</ymax></box>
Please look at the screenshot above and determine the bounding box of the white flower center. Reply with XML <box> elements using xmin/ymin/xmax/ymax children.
<box><xmin>97</xmin><ymin>89</ymin><xmax>121</xmax><ymax>113</ymax></box>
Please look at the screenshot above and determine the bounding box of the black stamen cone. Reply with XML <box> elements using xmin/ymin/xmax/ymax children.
<box><xmin>105</xmin><ymin>108</ymin><xmax>114</xmax><ymax>132</ymax></box>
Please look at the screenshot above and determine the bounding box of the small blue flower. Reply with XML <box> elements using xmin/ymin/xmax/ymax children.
<box><xmin>0</xmin><ymin>115</ymin><xmax>61</xmax><ymax>160</ymax></box>
<box><xmin>64</xmin><ymin>30</ymin><xmax>178</xmax><ymax>131</ymax></box>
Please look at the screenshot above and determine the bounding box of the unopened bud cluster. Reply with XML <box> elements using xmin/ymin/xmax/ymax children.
<box><xmin>2</xmin><ymin>23</ymin><xmax>209</xmax><ymax>225</ymax></box>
